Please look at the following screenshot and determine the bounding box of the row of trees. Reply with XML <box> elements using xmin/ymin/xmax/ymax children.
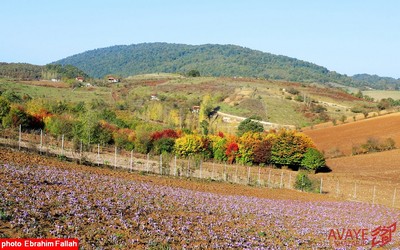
<box><xmin>0</xmin><ymin>91</ymin><xmax>325</xmax><ymax>171</ymax></box>
<box><xmin>172</xmin><ymin>129</ymin><xmax>324</xmax><ymax>171</ymax></box>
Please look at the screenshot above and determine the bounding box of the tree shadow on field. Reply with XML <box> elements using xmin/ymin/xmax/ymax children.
<box><xmin>316</xmin><ymin>165</ymin><xmax>332</xmax><ymax>173</ymax></box>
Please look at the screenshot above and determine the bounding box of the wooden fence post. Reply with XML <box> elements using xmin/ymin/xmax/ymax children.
<box><xmin>320</xmin><ymin>178</ymin><xmax>323</xmax><ymax>194</ymax></box>
<box><xmin>247</xmin><ymin>167</ymin><xmax>251</xmax><ymax>185</ymax></box>
<box><xmin>114</xmin><ymin>146</ymin><xmax>117</xmax><ymax>169</ymax></box>
<box><xmin>40</xmin><ymin>129</ymin><xmax>43</xmax><ymax>153</ymax></box>
<box><xmin>235</xmin><ymin>165</ymin><xmax>238</xmax><ymax>183</ymax></box>
<box><xmin>212</xmin><ymin>162</ymin><xmax>215</xmax><ymax>180</ymax></box>
<box><xmin>174</xmin><ymin>155</ymin><xmax>177</xmax><ymax>176</ymax></box>
<box><xmin>79</xmin><ymin>140</ymin><xmax>82</xmax><ymax>164</ymax></box>
<box><xmin>200</xmin><ymin>160</ymin><xmax>202</xmax><ymax>179</ymax></box>
<box><xmin>146</xmin><ymin>153</ymin><xmax>149</xmax><ymax>173</ymax></box>
<box><xmin>268</xmin><ymin>170</ymin><xmax>271</xmax><ymax>188</ymax></box>
<box><xmin>130</xmin><ymin>150</ymin><xmax>133</xmax><ymax>171</ymax></box>
<box><xmin>61</xmin><ymin>134</ymin><xmax>64</xmax><ymax>156</ymax></box>
<box><xmin>18</xmin><ymin>124</ymin><xmax>21</xmax><ymax>150</ymax></box>
<box><xmin>97</xmin><ymin>144</ymin><xmax>100</xmax><ymax>166</ymax></box>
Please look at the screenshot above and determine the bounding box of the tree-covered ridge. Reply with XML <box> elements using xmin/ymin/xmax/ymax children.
<box><xmin>0</xmin><ymin>63</ymin><xmax>89</xmax><ymax>81</ymax></box>
<box><xmin>352</xmin><ymin>74</ymin><xmax>400</xmax><ymax>90</ymax></box>
<box><xmin>54</xmin><ymin>42</ymin><xmax>399</xmax><ymax>89</ymax></box>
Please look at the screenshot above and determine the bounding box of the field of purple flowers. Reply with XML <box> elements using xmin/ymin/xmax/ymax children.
<box><xmin>1</xmin><ymin>162</ymin><xmax>400</xmax><ymax>249</ymax></box>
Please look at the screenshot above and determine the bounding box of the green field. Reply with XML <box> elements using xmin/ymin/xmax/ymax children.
<box><xmin>0</xmin><ymin>80</ymin><xmax>113</xmax><ymax>103</ymax></box>
<box><xmin>362</xmin><ymin>90</ymin><xmax>400</xmax><ymax>100</ymax></box>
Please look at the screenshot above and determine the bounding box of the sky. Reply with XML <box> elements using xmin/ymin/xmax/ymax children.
<box><xmin>1</xmin><ymin>0</ymin><xmax>400</xmax><ymax>78</ymax></box>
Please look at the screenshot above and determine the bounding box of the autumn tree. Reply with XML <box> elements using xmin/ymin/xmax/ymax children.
<box><xmin>174</xmin><ymin>134</ymin><xmax>204</xmax><ymax>157</ymax></box>
<box><xmin>271</xmin><ymin>130</ymin><xmax>315</xmax><ymax>168</ymax></box>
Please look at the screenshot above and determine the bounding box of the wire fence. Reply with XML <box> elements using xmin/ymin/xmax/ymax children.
<box><xmin>1</xmin><ymin>126</ymin><xmax>399</xmax><ymax>208</ymax></box>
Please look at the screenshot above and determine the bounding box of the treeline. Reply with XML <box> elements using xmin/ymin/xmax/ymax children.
<box><xmin>0</xmin><ymin>91</ymin><xmax>325</xmax><ymax>172</ymax></box>
<box><xmin>0</xmin><ymin>63</ymin><xmax>88</xmax><ymax>81</ymax></box>
<box><xmin>55</xmin><ymin>42</ymin><xmax>399</xmax><ymax>90</ymax></box>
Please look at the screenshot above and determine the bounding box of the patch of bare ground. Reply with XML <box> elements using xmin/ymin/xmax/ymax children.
<box><xmin>304</xmin><ymin>112</ymin><xmax>400</xmax><ymax>156</ymax></box>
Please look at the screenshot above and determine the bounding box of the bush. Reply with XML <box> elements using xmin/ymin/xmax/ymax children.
<box><xmin>212</xmin><ymin>137</ymin><xmax>227</xmax><ymax>162</ymax></box>
<box><xmin>294</xmin><ymin>172</ymin><xmax>314</xmax><ymax>192</ymax></box>
<box><xmin>300</xmin><ymin>148</ymin><xmax>326</xmax><ymax>172</ymax></box>
<box><xmin>2</xmin><ymin>106</ymin><xmax>32</xmax><ymax>130</ymax></box>
<box><xmin>0</xmin><ymin>97</ymin><xmax>10</xmax><ymax>123</ymax></box>
<box><xmin>153</xmin><ymin>137</ymin><xmax>175</xmax><ymax>155</ymax></box>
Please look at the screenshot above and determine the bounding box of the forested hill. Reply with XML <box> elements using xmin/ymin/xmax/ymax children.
<box><xmin>54</xmin><ymin>43</ymin><xmax>345</xmax><ymax>82</ymax></box>
<box><xmin>0</xmin><ymin>63</ymin><xmax>89</xmax><ymax>81</ymax></box>
<box><xmin>53</xmin><ymin>43</ymin><xmax>399</xmax><ymax>89</ymax></box>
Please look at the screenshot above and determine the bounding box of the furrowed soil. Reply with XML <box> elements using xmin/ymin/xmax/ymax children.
<box><xmin>304</xmin><ymin>112</ymin><xmax>400</xmax><ymax>156</ymax></box>
<box><xmin>0</xmin><ymin>147</ymin><xmax>334</xmax><ymax>203</ymax></box>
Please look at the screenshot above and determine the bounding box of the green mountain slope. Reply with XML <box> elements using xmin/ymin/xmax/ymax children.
<box><xmin>53</xmin><ymin>43</ymin><xmax>349</xmax><ymax>81</ymax></box>
<box><xmin>50</xmin><ymin>42</ymin><xmax>398</xmax><ymax>90</ymax></box>
<box><xmin>0</xmin><ymin>63</ymin><xmax>89</xmax><ymax>81</ymax></box>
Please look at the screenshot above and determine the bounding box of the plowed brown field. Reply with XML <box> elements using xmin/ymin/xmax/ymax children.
<box><xmin>304</xmin><ymin>112</ymin><xmax>400</xmax><ymax>156</ymax></box>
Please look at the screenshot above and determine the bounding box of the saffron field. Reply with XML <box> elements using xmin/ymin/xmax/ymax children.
<box><xmin>1</xmin><ymin>159</ymin><xmax>400</xmax><ymax>249</ymax></box>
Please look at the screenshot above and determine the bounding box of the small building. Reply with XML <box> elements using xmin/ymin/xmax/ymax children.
<box><xmin>191</xmin><ymin>105</ymin><xmax>200</xmax><ymax>114</ymax></box>
<box><xmin>107</xmin><ymin>76</ymin><xmax>120</xmax><ymax>83</ymax></box>
<box><xmin>150</xmin><ymin>94</ymin><xmax>160</xmax><ymax>101</ymax></box>
<box><xmin>76</xmin><ymin>76</ymin><xmax>84</xmax><ymax>82</ymax></box>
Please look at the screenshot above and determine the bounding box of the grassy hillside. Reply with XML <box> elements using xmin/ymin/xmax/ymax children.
<box><xmin>53</xmin><ymin>43</ymin><xmax>399</xmax><ymax>90</ymax></box>
<box><xmin>0</xmin><ymin>75</ymin><xmax>374</xmax><ymax>130</ymax></box>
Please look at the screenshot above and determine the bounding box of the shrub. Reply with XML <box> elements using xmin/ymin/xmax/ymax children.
<box><xmin>226</xmin><ymin>142</ymin><xmax>239</xmax><ymax>164</ymax></box>
<box><xmin>174</xmin><ymin>134</ymin><xmax>204</xmax><ymax>157</ymax></box>
<box><xmin>211</xmin><ymin>137</ymin><xmax>227</xmax><ymax>162</ymax></box>
<box><xmin>153</xmin><ymin>137</ymin><xmax>175</xmax><ymax>155</ymax></box>
<box><xmin>2</xmin><ymin>106</ymin><xmax>32</xmax><ymax>130</ymax></box>
<box><xmin>294</xmin><ymin>172</ymin><xmax>314</xmax><ymax>192</ymax></box>
<box><xmin>300</xmin><ymin>148</ymin><xmax>326</xmax><ymax>172</ymax></box>
<box><xmin>0</xmin><ymin>97</ymin><xmax>10</xmax><ymax>123</ymax></box>
<box><xmin>380</xmin><ymin>138</ymin><xmax>396</xmax><ymax>150</ymax></box>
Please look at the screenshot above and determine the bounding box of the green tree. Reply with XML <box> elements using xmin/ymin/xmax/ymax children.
<box><xmin>0</xmin><ymin>97</ymin><xmax>10</xmax><ymax>123</ymax></box>
<box><xmin>153</xmin><ymin>137</ymin><xmax>175</xmax><ymax>155</ymax></box>
<box><xmin>200</xmin><ymin>120</ymin><xmax>209</xmax><ymax>135</ymax></box>
<box><xmin>294</xmin><ymin>172</ymin><xmax>314</xmax><ymax>192</ymax></box>
<box><xmin>2</xmin><ymin>107</ymin><xmax>31</xmax><ymax>130</ymax></box>
<box><xmin>187</xmin><ymin>69</ymin><xmax>200</xmax><ymax>77</ymax></box>
<box><xmin>237</xmin><ymin>118</ymin><xmax>264</xmax><ymax>136</ymax></box>
<box><xmin>211</xmin><ymin>136</ymin><xmax>227</xmax><ymax>162</ymax></box>
<box><xmin>198</xmin><ymin>94</ymin><xmax>214</xmax><ymax>123</ymax></box>
<box><xmin>300</xmin><ymin>148</ymin><xmax>326</xmax><ymax>172</ymax></box>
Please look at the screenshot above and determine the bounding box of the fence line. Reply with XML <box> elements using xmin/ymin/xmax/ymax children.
<box><xmin>0</xmin><ymin>128</ymin><xmax>399</xmax><ymax>208</ymax></box>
